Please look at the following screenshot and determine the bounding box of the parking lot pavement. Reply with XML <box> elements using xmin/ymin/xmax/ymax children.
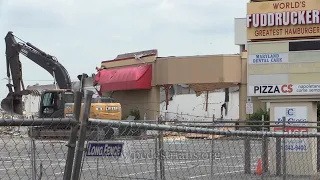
<box><xmin>0</xmin><ymin>137</ymin><xmax>318</xmax><ymax>179</ymax></box>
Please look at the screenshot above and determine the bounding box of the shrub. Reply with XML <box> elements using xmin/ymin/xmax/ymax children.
<box><xmin>248</xmin><ymin>108</ymin><xmax>270</xmax><ymax>131</ymax></box>
<box><xmin>119</xmin><ymin>109</ymin><xmax>141</xmax><ymax>136</ymax></box>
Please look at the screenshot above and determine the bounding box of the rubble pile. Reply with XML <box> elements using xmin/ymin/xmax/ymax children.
<box><xmin>0</xmin><ymin>108</ymin><xmax>29</xmax><ymax>137</ymax></box>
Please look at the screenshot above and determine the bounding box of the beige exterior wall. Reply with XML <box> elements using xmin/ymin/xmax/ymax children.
<box><xmin>239</xmin><ymin>52</ymin><xmax>247</xmax><ymax>121</ymax></box>
<box><xmin>102</xmin><ymin>87</ymin><xmax>160</xmax><ymax>120</ymax></box>
<box><xmin>239</xmin><ymin>51</ymin><xmax>265</xmax><ymax>120</ymax></box>
<box><xmin>99</xmin><ymin>53</ymin><xmax>243</xmax><ymax>120</ymax></box>
<box><xmin>155</xmin><ymin>55</ymin><xmax>241</xmax><ymax>87</ymax></box>
<box><xmin>248</xmin><ymin>62</ymin><xmax>320</xmax><ymax>75</ymax></box>
<box><xmin>248</xmin><ymin>42</ymin><xmax>288</xmax><ymax>54</ymax></box>
<box><xmin>248</xmin><ymin>74</ymin><xmax>288</xmax><ymax>85</ymax></box>
<box><xmin>289</xmin><ymin>51</ymin><xmax>320</xmax><ymax>63</ymax></box>
<box><xmin>289</xmin><ymin>73</ymin><xmax>320</xmax><ymax>84</ymax></box>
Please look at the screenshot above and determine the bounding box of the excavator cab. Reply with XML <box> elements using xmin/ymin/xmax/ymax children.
<box><xmin>38</xmin><ymin>89</ymin><xmax>74</xmax><ymax>118</ymax></box>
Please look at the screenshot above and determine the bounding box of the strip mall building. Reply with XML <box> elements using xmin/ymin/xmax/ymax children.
<box><xmin>235</xmin><ymin>0</ymin><xmax>320</xmax><ymax>175</ymax></box>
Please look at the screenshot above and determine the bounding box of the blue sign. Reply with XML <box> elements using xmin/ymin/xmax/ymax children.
<box><xmin>86</xmin><ymin>141</ymin><xmax>123</xmax><ymax>157</ymax></box>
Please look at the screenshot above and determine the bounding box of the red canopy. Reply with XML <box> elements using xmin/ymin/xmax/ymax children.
<box><xmin>94</xmin><ymin>64</ymin><xmax>152</xmax><ymax>91</ymax></box>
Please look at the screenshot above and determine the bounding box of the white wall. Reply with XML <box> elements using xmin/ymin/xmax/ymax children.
<box><xmin>22</xmin><ymin>84</ymin><xmax>99</xmax><ymax>117</ymax></box>
<box><xmin>22</xmin><ymin>95</ymin><xmax>41</xmax><ymax>117</ymax></box>
<box><xmin>22</xmin><ymin>85</ymin><xmax>240</xmax><ymax>121</ymax></box>
<box><xmin>160</xmin><ymin>91</ymin><xmax>239</xmax><ymax>121</ymax></box>
<box><xmin>234</xmin><ymin>18</ymin><xmax>247</xmax><ymax>47</ymax></box>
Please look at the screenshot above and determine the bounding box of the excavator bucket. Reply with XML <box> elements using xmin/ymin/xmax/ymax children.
<box><xmin>0</xmin><ymin>93</ymin><xmax>20</xmax><ymax>114</ymax></box>
<box><xmin>0</xmin><ymin>89</ymin><xmax>38</xmax><ymax>115</ymax></box>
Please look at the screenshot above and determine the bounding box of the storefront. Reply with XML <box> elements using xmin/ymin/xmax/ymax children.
<box><xmin>235</xmin><ymin>0</ymin><xmax>320</xmax><ymax>176</ymax></box>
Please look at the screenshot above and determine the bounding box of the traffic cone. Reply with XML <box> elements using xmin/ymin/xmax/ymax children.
<box><xmin>255</xmin><ymin>158</ymin><xmax>262</xmax><ymax>175</ymax></box>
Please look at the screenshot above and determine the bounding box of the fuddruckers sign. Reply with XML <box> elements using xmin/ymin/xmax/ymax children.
<box><xmin>247</xmin><ymin>0</ymin><xmax>320</xmax><ymax>40</ymax></box>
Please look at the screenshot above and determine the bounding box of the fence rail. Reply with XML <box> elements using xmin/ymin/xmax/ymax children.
<box><xmin>0</xmin><ymin>90</ymin><xmax>320</xmax><ymax>179</ymax></box>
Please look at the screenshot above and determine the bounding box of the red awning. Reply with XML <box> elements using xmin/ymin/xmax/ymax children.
<box><xmin>94</xmin><ymin>64</ymin><xmax>152</xmax><ymax>91</ymax></box>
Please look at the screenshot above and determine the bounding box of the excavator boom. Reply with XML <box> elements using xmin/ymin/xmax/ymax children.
<box><xmin>1</xmin><ymin>31</ymin><xmax>72</xmax><ymax>114</ymax></box>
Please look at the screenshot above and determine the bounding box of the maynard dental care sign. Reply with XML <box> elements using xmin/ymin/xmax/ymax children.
<box><xmin>247</xmin><ymin>0</ymin><xmax>320</xmax><ymax>39</ymax></box>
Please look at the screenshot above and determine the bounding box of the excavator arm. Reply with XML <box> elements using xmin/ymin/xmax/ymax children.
<box><xmin>1</xmin><ymin>31</ymin><xmax>72</xmax><ymax>114</ymax></box>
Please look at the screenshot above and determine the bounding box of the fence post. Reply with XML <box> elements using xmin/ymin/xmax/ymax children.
<box><xmin>282</xmin><ymin>116</ymin><xmax>287</xmax><ymax>180</ymax></box>
<box><xmin>261</xmin><ymin>115</ymin><xmax>269</xmax><ymax>174</ymax></box>
<box><xmin>276</xmin><ymin>137</ymin><xmax>282</xmax><ymax>176</ymax></box>
<box><xmin>30</xmin><ymin>136</ymin><xmax>37</xmax><ymax>180</ymax></box>
<box><xmin>154</xmin><ymin>116</ymin><xmax>158</xmax><ymax>180</ymax></box>
<box><xmin>71</xmin><ymin>90</ymin><xmax>94</xmax><ymax>180</ymax></box>
<box><xmin>318</xmin><ymin>118</ymin><xmax>320</xmax><ymax>172</ymax></box>
<box><xmin>158</xmin><ymin>116</ymin><xmax>165</xmax><ymax>180</ymax></box>
<box><xmin>244</xmin><ymin>127</ymin><xmax>251</xmax><ymax>174</ymax></box>
<box><xmin>211</xmin><ymin>114</ymin><xmax>215</xmax><ymax>178</ymax></box>
<box><xmin>96</xmin><ymin>126</ymin><xmax>101</xmax><ymax>179</ymax></box>
<box><xmin>63</xmin><ymin>91</ymin><xmax>82</xmax><ymax>180</ymax></box>
<box><xmin>317</xmin><ymin>118</ymin><xmax>320</xmax><ymax>172</ymax></box>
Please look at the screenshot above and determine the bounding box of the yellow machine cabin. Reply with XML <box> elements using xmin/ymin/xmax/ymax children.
<box><xmin>64</xmin><ymin>97</ymin><xmax>122</xmax><ymax>120</ymax></box>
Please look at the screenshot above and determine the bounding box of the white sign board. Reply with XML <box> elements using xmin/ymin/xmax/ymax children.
<box><xmin>274</xmin><ymin>106</ymin><xmax>308</xmax><ymax>152</ymax></box>
<box><xmin>246</xmin><ymin>103</ymin><xmax>253</xmax><ymax>115</ymax></box>
<box><xmin>248</xmin><ymin>84</ymin><xmax>320</xmax><ymax>96</ymax></box>
<box><xmin>248</xmin><ymin>53</ymin><xmax>288</xmax><ymax>64</ymax></box>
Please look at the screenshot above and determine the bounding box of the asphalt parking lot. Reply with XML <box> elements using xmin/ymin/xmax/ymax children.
<box><xmin>0</xmin><ymin>136</ymin><xmax>317</xmax><ymax>180</ymax></box>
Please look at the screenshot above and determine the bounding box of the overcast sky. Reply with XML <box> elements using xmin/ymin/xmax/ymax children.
<box><xmin>0</xmin><ymin>0</ymin><xmax>248</xmax><ymax>99</ymax></box>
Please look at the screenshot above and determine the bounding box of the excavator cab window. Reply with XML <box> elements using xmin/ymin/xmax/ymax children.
<box><xmin>42</xmin><ymin>92</ymin><xmax>54</xmax><ymax>106</ymax></box>
<box><xmin>39</xmin><ymin>91</ymin><xmax>74</xmax><ymax>117</ymax></box>
<box><xmin>40</xmin><ymin>92</ymin><xmax>57</xmax><ymax>116</ymax></box>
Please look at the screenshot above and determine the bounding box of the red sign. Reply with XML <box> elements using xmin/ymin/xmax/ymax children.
<box><xmin>274</xmin><ymin>127</ymin><xmax>308</xmax><ymax>138</ymax></box>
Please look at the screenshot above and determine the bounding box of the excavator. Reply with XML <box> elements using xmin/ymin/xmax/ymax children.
<box><xmin>1</xmin><ymin>31</ymin><xmax>121</xmax><ymax>139</ymax></box>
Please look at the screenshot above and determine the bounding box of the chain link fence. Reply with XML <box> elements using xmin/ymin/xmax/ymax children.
<box><xmin>84</xmin><ymin>119</ymin><xmax>320</xmax><ymax>180</ymax></box>
<box><xmin>1</xmin><ymin>91</ymin><xmax>320</xmax><ymax>179</ymax></box>
<box><xmin>0</xmin><ymin>113</ymin><xmax>75</xmax><ymax>180</ymax></box>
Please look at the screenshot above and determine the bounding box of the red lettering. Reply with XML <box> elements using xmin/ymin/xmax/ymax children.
<box><xmin>281</xmin><ymin>84</ymin><xmax>293</xmax><ymax>93</ymax></box>
<box><xmin>286</xmin><ymin>128</ymin><xmax>307</xmax><ymax>132</ymax></box>
<box><xmin>274</xmin><ymin>127</ymin><xmax>308</xmax><ymax>136</ymax></box>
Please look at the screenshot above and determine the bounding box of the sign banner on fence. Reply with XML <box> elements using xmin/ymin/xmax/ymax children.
<box><xmin>273</xmin><ymin>106</ymin><xmax>308</xmax><ymax>152</ymax></box>
<box><xmin>86</xmin><ymin>141</ymin><xmax>124</xmax><ymax>157</ymax></box>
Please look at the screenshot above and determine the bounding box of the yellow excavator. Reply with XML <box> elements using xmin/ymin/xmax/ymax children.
<box><xmin>1</xmin><ymin>31</ymin><xmax>121</xmax><ymax>139</ymax></box>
